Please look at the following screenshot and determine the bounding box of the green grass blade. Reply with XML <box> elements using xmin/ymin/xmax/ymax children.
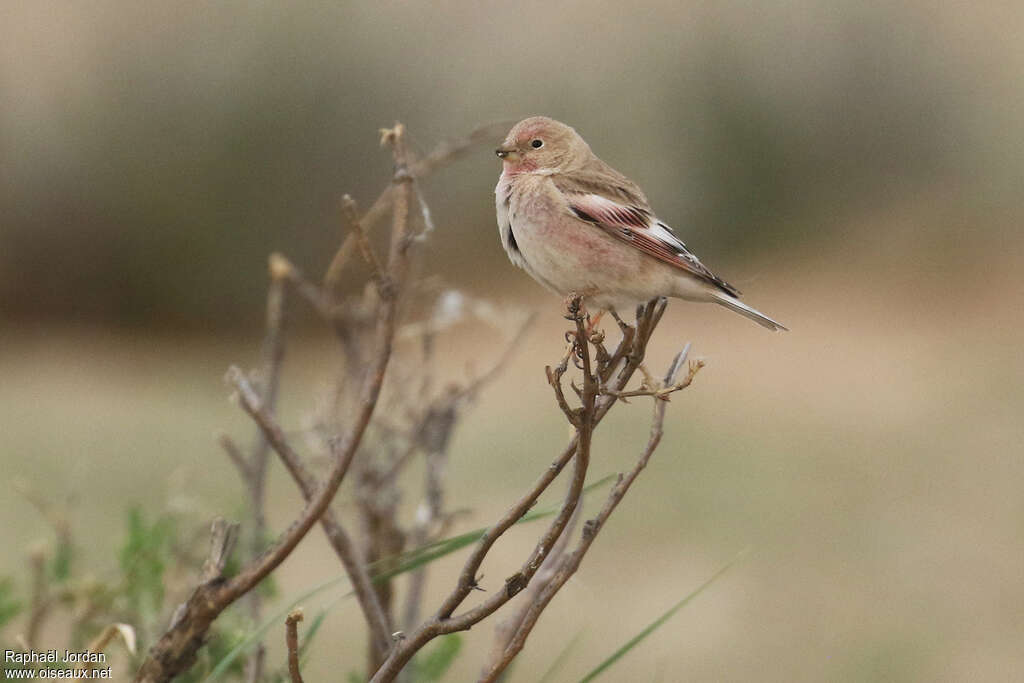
<box><xmin>412</xmin><ymin>633</ymin><xmax>463</xmax><ymax>681</ymax></box>
<box><xmin>577</xmin><ymin>549</ymin><xmax>749</xmax><ymax>683</ymax></box>
<box><xmin>204</xmin><ymin>575</ymin><xmax>351</xmax><ymax>681</ymax></box>
<box><xmin>297</xmin><ymin>604</ymin><xmax>332</xmax><ymax>663</ymax></box>
<box><xmin>368</xmin><ymin>473</ymin><xmax>617</xmax><ymax>583</ymax></box>
<box><xmin>539</xmin><ymin>630</ymin><xmax>586</xmax><ymax>683</ymax></box>
<box><xmin>203</xmin><ymin>472</ymin><xmax>616</xmax><ymax>681</ymax></box>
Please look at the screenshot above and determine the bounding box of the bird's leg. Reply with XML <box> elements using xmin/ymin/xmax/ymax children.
<box><xmin>563</xmin><ymin>288</ymin><xmax>601</xmax><ymax>323</ymax></box>
<box><xmin>563</xmin><ymin>289</ymin><xmax>604</xmax><ymax>369</ymax></box>
<box><xmin>584</xmin><ymin>310</ymin><xmax>605</xmax><ymax>336</ymax></box>
<box><xmin>561</xmin><ymin>292</ymin><xmax>587</xmax><ymax>369</ymax></box>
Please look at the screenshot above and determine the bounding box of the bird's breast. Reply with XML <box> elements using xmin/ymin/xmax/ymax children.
<box><xmin>498</xmin><ymin>176</ymin><xmax>613</xmax><ymax>292</ymax></box>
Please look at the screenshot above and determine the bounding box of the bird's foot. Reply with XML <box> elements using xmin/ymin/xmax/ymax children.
<box><xmin>563</xmin><ymin>292</ymin><xmax>585</xmax><ymax>322</ymax></box>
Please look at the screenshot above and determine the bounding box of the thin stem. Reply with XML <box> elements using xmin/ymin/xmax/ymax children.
<box><xmin>285</xmin><ymin>610</ymin><xmax>305</xmax><ymax>683</ymax></box>
<box><xmin>369</xmin><ymin>300</ymin><xmax>669</xmax><ymax>682</ymax></box>
<box><xmin>227</xmin><ymin>367</ymin><xmax>393</xmax><ymax>659</ymax></box>
<box><xmin>133</xmin><ymin>123</ymin><xmax>416</xmax><ymax>683</ymax></box>
<box><xmin>323</xmin><ymin>121</ymin><xmax>512</xmax><ymax>294</ymax></box>
<box><xmin>245</xmin><ymin>255</ymin><xmax>288</xmax><ymax>683</ymax></box>
<box><xmin>477</xmin><ymin>351</ymin><xmax>703</xmax><ymax>681</ymax></box>
<box><xmin>371</xmin><ymin>300</ymin><xmax>606</xmax><ymax>682</ymax></box>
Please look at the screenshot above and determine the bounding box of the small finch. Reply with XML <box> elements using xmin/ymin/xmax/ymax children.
<box><xmin>495</xmin><ymin>116</ymin><xmax>787</xmax><ymax>331</ymax></box>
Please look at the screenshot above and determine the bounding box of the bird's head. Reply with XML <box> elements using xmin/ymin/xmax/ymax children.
<box><xmin>495</xmin><ymin>116</ymin><xmax>589</xmax><ymax>174</ymax></box>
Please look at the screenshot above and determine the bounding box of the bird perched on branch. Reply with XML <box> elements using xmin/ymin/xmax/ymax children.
<box><xmin>495</xmin><ymin>116</ymin><xmax>787</xmax><ymax>331</ymax></box>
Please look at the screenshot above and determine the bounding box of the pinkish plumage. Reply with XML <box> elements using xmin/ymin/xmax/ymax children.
<box><xmin>495</xmin><ymin>116</ymin><xmax>786</xmax><ymax>331</ymax></box>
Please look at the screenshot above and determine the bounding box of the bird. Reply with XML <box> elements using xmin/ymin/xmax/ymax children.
<box><xmin>494</xmin><ymin>116</ymin><xmax>787</xmax><ymax>331</ymax></box>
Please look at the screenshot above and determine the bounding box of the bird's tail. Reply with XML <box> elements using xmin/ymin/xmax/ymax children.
<box><xmin>711</xmin><ymin>293</ymin><xmax>788</xmax><ymax>332</ymax></box>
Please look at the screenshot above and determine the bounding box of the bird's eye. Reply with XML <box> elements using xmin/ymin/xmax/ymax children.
<box><xmin>530</xmin><ymin>139</ymin><xmax>543</xmax><ymax>148</ymax></box>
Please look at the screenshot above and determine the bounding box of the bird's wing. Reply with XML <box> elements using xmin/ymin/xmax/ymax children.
<box><xmin>553</xmin><ymin>175</ymin><xmax>741</xmax><ymax>297</ymax></box>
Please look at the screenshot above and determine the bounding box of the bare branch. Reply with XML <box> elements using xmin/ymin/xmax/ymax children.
<box><xmin>546</xmin><ymin>360</ymin><xmax>576</xmax><ymax>424</ymax></box>
<box><xmin>368</xmin><ymin>299</ymin><xmax>672</xmax><ymax>682</ymax></box>
<box><xmin>273</xmin><ymin>255</ymin><xmax>337</xmax><ymax>319</ymax></box>
<box><xmin>396</xmin><ymin>383</ymin><xmax>466</xmax><ymax>632</ymax></box>
<box><xmin>257</xmin><ymin>253</ymin><xmax>290</xmax><ymax>452</ymax></box>
<box><xmin>24</xmin><ymin>545</ymin><xmax>49</xmax><ymax>651</ymax></box>
<box><xmin>202</xmin><ymin>257</ymin><xmax>286</xmax><ymax>683</ymax></box>
<box><xmin>226</xmin><ymin>366</ymin><xmax>394</xmax><ymax>659</ymax></box>
<box><xmin>135</xmin><ymin>121</ymin><xmax>681</xmax><ymax>683</ymax></box>
<box><xmin>381</xmin><ymin>311</ymin><xmax>535</xmax><ymax>488</ymax></box>
<box><xmin>455</xmin><ymin>312</ymin><xmax>537</xmax><ymax>401</ymax></box>
<box><xmin>134</xmin><ymin>123</ymin><xmax>417</xmax><ymax>683</ymax></box>
<box><xmin>198</xmin><ymin>518</ymin><xmax>240</xmax><ymax>585</ymax></box>
<box><xmin>323</xmin><ymin>120</ymin><xmax>512</xmax><ymax>294</ymax></box>
<box><xmin>285</xmin><ymin>609</ymin><xmax>305</xmax><ymax>683</ymax></box>
<box><xmin>217</xmin><ymin>432</ymin><xmax>250</xmax><ymax>482</ymax></box>
<box><xmin>399</xmin><ymin>402</ymin><xmax>455</xmax><ymax>631</ymax></box>
<box><xmin>599</xmin><ymin>348</ymin><xmax>700</xmax><ymax>401</ymax></box>
<box><xmin>371</xmin><ymin>298</ymin><xmax>604</xmax><ymax>682</ymax></box>
<box><xmin>341</xmin><ymin>194</ymin><xmax>385</xmax><ymax>286</ymax></box>
<box><xmin>482</xmin><ymin>501</ymin><xmax>581</xmax><ymax>679</ymax></box>
<box><xmin>476</xmin><ymin>349</ymin><xmax>704</xmax><ymax>681</ymax></box>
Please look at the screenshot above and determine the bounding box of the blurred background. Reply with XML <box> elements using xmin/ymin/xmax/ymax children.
<box><xmin>2</xmin><ymin>0</ymin><xmax>1023</xmax><ymax>680</ymax></box>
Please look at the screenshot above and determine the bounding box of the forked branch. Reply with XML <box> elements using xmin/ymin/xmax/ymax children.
<box><xmin>478</xmin><ymin>348</ymin><xmax>703</xmax><ymax>681</ymax></box>
<box><xmin>132</xmin><ymin>119</ymin><xmax>698</xmax><ymax>683</ymax></box>
<box><xmin>227</xmin><ymin>366</ymin><xmax>393</xmax><ymax>660</ymax></box>
<box><xmin>134</xmin><ymin>124</ymin><xmax>417</xmax><ymax>683</ymax></box>
<box><xmin>369</xmin><ymin>297</ymin><xmax>688</xmax><ymax>682</ymax></box>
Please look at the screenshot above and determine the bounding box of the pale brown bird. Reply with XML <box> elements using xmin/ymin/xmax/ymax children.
<box><xmin>495</xmin><ymin>116</ymin><xmax>786</xmax><ymax>331</ymax></box>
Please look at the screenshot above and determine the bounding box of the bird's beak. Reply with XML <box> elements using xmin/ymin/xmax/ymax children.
<box><xmin>495</xmin><ymin>147</ymin><xmax>519</xmax><ymax>161</ymax></box>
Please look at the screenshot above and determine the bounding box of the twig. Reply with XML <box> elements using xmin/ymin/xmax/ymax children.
<box><xmin>482</xmin><ymin>501</ymin><xmax>581</xmax><ymax>679</ymax></box>
<box><xmin>383</xmin><ymin>313</ymin><xmax>535</xmax><ymax>485</ymax></box>
<box><xmin>226</xmin><ymin>366</ymin><xmax>394</xmax><ymax>662</ymax></box>
<box><xmin>285</xmin><ymin>609</ymin><xmax>305</xmax><ymax>683</ymax></box>
<box><xmin>347</xmin><ymin>124</ymin><xmax>419</xmax><ymax>674</ymax></box>
<box><xmin>217</xmin><ymin>433</ymin><xmax>250</xmax><ymax>481</ymax></box>
<box><xmin>369</xmin><ymin>300</ymin><xmax>669</xmax><ymax>681</ymax></box>
<box><xmin>274</xmin><ymin>255</ymin><xmax>337</xmax><ymax>319</ymax></box>
<box><xmin>371</xmin><ymin>298</ymin><xmax>608</xmax><ymax>682</ymax></box>
<box><xmin>391</xmin><ymin>316</ymin><xmax>535</xmax><ymax>636</ymax></box>
<box><xmin>341</xmin><ymin>194</ymin><xmax>385</xmax><ymax>287</ymax></box>
<box><xmin>599</xmin><ymin>358</ymin><xmax>700</xmax><ymax>401</ymax></box>
<box><xmin>437</xmin><ymin>302</ymin><xmax>660</xmax><ymax>622</ymax></box>
<box><xmin>198</xmin><ymin>518</ymin><xmax>239</xmax><ymax>585</ymax></box>
<box><xmin>24</xmin><ymin>545</ymin><xmax>49</xmax><ymax>651</ymax></box>
<box><xmin>15</xmin><ymin>483</ymin><xmax>74</xmax><ymax>653</ymax></box>
<box><xmin>323</xmin><ymin>121</ymin><xmax>512</xmax><ymax>295</ymax></box>
<box><xmin>406</xmin><ymin>120</ymin><xmax>517</xmax><ymax>181</ymax></box>
<box><xmin>398</xmin><ymin>389</ymin><xmax>459</xmax><ymax>632</ymax></box>
<box><xmin>244</xmin><ymin>254</ymin><xmax>289</xmax><ymax>683</ymax></box>
<box><xmin>546</xmin><ymin>360</ymin><xmax>575</xmax><ymax>424</ymax></box>
<box><xmin>477</xmin><ymin>349</ymin><xmax>704</xmax><ymax>681</ymax></box>
<box><xmin>134</xmin><ymin>124</ymin><xmax>416</xmax><ymax>683</ymax></box>
<box><xmin>399</xmin><ymin>428</ymin><xmax>451</xmax><ymax>629</ymax></box>
<box><xmin>354</xmin><ymin>463</ymin><xmax>406</xmax><ymax>675</ymax></box>
<box><xmin>453</xmin><ymin>312</ymin><xmax>537</xmax><ymax>402</ymax></box>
